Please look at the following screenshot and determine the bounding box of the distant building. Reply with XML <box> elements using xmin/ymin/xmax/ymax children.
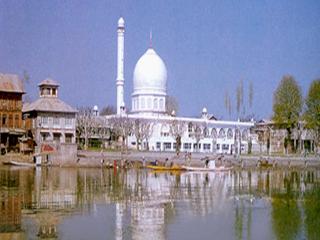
<box><xmin>253</xmin><ymin>120</ymin><xmax>315</xmax><ymax>155</ymax></box>
<box><xmin>0</xmin><ymin>73</ymin><xmax>25</xmax><ymax>154</ymax></box>
<box><xmin>22</xmin><ymin>79</ymin><xmax>77</xmax><ymax>163</ymax></box>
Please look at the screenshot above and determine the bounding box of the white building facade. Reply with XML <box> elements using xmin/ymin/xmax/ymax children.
<box><xmin>109</xmin><ymin>18</ymin><xmax>255</xmax><ymax>154</ymax></box>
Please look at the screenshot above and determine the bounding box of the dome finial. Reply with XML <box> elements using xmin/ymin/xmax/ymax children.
<box><xmin>149</xmin><ymin>30</ymin><xmax>153</xmax><ymax>48</ymax></box>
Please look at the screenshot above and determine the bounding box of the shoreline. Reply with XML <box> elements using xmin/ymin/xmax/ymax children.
<box><xmin>0</xmin><ymin>150</ymin><xmax>319</xmax><ymax>169</ymax></box>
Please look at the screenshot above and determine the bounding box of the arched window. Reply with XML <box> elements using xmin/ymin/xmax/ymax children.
<box><xmin>154</xmin><ymin>98</ymin><xmax>158</xmax><ymax>109</ymax></box>
<box><xmin>211</xmin><ymin>128</ymin><xmax>217</xmax><ymax>139</ymax></box>
<box><xmin>235</xmin><ymin>128</ymin><xmax>241</xmax><ymax>140</ymax></box>
<box><xmin>147</xmin><ymin>97</ymin><xmax>152</xmax><ymax>109</ymax></box>
<box><xmin>227</xmin><ymin>128</ymin><xmax>233</xmax><ymax>139</ymax></box>
<box><xmin>203</xmin><ymin>127</ymin><xmax>209</xmax><ymax>137</ymax></box>
<box><xmin>242</xmin><ymin>129</ymin><xmax>248</xmax><ymax>141</ymax></box>
<box><xmin>159</xmin><ymin>98</ymin><xmax>164</xmax><ymax>110</ymax></box>
<box><xmin>218</xmin><ymin>128</ymin><xmax>226</xmax><ymax>138</ymax></box>
<box><xmin>141</xmin><ymin>98</ymin><xmax>145</xmax><ymax>109</ymax></box>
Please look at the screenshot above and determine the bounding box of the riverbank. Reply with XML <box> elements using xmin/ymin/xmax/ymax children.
<box><xmin>0</xmin><ymin>150</ymin><xmax>319</xmax><ymax>169</ymax></box>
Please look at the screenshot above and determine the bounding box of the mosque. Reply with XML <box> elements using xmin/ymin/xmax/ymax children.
<box><xmin>108</xmin><ymin>17</ymin><xmax>255</xmax><ymax>154</ymax></box>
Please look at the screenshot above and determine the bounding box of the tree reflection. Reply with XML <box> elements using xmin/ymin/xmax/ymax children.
<box><xmin>271</xmin><ymin>171</ymin><xmax>302</xmax><ymax>240</ymax></box>
<box><xmin>303</xmin><ymin>184</ymin><xmax>320</xmax><ymax>240</ymax></box>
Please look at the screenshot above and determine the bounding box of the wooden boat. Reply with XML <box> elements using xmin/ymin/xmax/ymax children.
<box><xmin>3</xmin><ymin>160</ymin><xmax>36</xmax><ymax>167</ymax></box>
<box><xmin>146</xmin><ymin>165</ymin><xmax>185</xmax><ymax>171</ymax></box>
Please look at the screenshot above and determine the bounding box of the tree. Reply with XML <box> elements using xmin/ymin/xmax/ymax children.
<box><xmin>165</xmin><ymin>95</ymin><xmax>179</xmax><ymax>115</ymax></box>
<box><xmin>169</xmin><ymin>119</ymin><xmax>186</xmax><ymax>154</ymax></box>
<box><xmin>304</xmin><ymin>79</ymin><xmax>320</xmax><ymax>154</ymax></box>
<box><xmin>107</xmin><ymin>115</ymin><xmax>133</xmax><ymax>152</ymax></box>
<box><xmin>192</xmin><ymin>123</ymin><xmax>204</xmax><ymax>152</ymax></box>
<box><xmin>224</xmin><ymin>90</ymin><xmax>232</xmax><ymax>118</ymax></box>
<box><xmin>76</xmin><ymin>107</ymin><xmax>96</xmax><ymax>150</ymax></box>
<box><xmin>100</xmin><ymin>105</ymin><xmax>116</xmax><ymax>116</ymax></box>
<box><xmin>272</xmin><ymin>75</ymin><xmax>302</xmax><ymax>153</ymax></box>
<box><xmin>236</xmin><ymin>80</ymin><xmax>244</xmax><ymax>117</ymax></box>
<box><xmin>133</xmin><ymin>118</ymin><xmax>154</xmax><ymax>150</ymax></box>
<box><xmin>248</xmin><ymin>81</ymin><xmax>254</xmax><ymax>113</ymax></box>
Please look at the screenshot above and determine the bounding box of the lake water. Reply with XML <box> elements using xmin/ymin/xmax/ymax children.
<box><xmin>0</xmin><ymin>166</ymin><xmax>319</xmax><ymax>240</ymax></box>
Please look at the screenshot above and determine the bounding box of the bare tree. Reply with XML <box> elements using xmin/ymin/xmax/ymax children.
<box><xmin>236</xmin><ymin>80</ymin><xmax>244</xmax><ymax>117</ymax></box>
<box><xmin>133</xmin><ymin>118</ymin><xmax>154</xmax><ymax>150</ymax></box>
<box><xmin>107</xmin><ymin>115</ymin><xmax>133</xmax><ymax>151</ymax></box>
<box><xmin>249</xmin><ymin>81</ymin><xmax>254</xmax><ymax>109</ymax></box>
<box><xmin>224</xmin><ymin>90</ymin><xmax>232</xmax><ymax>118</ymax></box>
<box><xmin>76</xmin><ymin>107</ymin><xmax>96</xmax><ymax>150</ymax></box>
<box><xmin>100</xmin><ymin>105</ymin><xmax>116</xmax><ymax>116</ymax></box>
<box><xmin>192</xmin><ymin>123</ymin><xmax>204</xmax><ymax>152</ymax></box>
<box><xmin>166</xmin><ymin>95</ymin><xmax>179</xmax><ymax>115</ymax></box>
<box><xmin>169</xmin><ymin>119</ymin><xmax>186</xmax><ymax>154</ymax></box>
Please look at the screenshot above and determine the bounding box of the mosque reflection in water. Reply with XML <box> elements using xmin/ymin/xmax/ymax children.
<box><xmin>0</xmin><ymin>166</ymin><xmax>319</xmax><ymax>240</ymax></box>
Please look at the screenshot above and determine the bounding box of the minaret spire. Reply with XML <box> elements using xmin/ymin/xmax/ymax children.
<box><xmin>116</xmin><ymin>17</ymin><xmax>125</xmax><ymax>115</ymax></box>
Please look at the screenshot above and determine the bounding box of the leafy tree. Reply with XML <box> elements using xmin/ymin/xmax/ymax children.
<box><xmin>165</xmin><ymin>95</ymin><xmax>179</xmax><ymax>116</ymax></box>
<box><xmin>304</xmin><ymin>79</ymin><xmax>320</xmax><ymax>153</ymax></box>
<box><xmin>272</xmin><ymin>75</ymin><xmax>302</xmax><ymax>153</ymax></box>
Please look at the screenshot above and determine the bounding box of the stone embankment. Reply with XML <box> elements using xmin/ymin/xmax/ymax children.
<box><xmin>1</xmin><ymin>150</ymin><xmax>319</xmax><ymax>169</ymax></box>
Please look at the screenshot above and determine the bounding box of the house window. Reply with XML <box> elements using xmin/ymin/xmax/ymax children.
<box><xmin>222</xmin><ymin>144</ymin><xmax>229</xmax><ymax>150</ymax></box>
<box><xmin>52</xmin><ymin>88</ymin><xmax>56</xmax><ymax>96</ymax></box>
<box><xmin>53</xmin><ymin>133</ymin><xmax>61</xmax><ymax>143</ymax></box>
<box><xmin>8</xmin><ymin>114</ymin><xmax>13</xmax><ymax>128</ymax></box>
<box><xmin>41</xmin><ymin>117</ymin><xmax>48</xmax><ymax>126</ymax></box>
<box><xmin>203</xmin><ymin>144</ymin><xmax>211</xmax><ymax>150</ymax></box>
<box><xmin>183</xmin><ymin>143</ymin><xmax>191</xmax><ymax>150</ymax></box>
<box><xmin>53</xmin><ymin>117</ymin><xmax>60</xmax><ymax>126</ymax></box>
<box><xmin>163</xmin><ymin>142</ymin><xmax>171</xmax><ymax>150</ymax></box>
<box><xmin>2</xmin><ymin>114</ymin><xmax>7</xmax><ymax>127</ymax></box>
<box><xmin>216</xmin><ymin>144</ymin><xmax>220</xmax><ymax>150</ymax></box>
<box><xmin>65</xmin><ymin>133</ymin><xmax>73</xmax><ymax>143</ymax></box>
<box><xmin>156</xmin><ymin>142</ymin><xmax>161</xmax><ymax>150</ymax></box>
<box><xmin>41</xmin><ymin>132</ymin><xmax>49</xmax><ymax>141</ymax></box>
<box><xmin>14</xmin><ymin>114</ymin><xmax>19</xmax><ymax>128</ymax></box>
<box><xmin>173</xmin><ymin>142</ymin><xmax>177</xmax><ymax>149</ymax></box>
<box><xmin>65</xmin><ymin>118</ymin><xmax>72</xmax><ymax>127</ymax></box>
<box><xmin>188</xmin><ymin>123</ymin><xmax>193</xmax><ymax>133</ymax></box>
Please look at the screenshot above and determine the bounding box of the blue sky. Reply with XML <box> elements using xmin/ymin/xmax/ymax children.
<box><xmin>1</xmin><ymin>0</ymin><xmax>319</xmax><ymax>120</ymax></box>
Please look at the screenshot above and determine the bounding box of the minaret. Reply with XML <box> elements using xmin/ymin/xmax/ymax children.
<box><xmin>116</xmin><ymin>17</ymin><xmax>125</xmax><ymax>115</ymax></box>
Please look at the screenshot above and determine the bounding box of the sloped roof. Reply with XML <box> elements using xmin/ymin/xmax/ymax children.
<box><xmin>22</xmin><ymin>97</ymin><xmax>77</xmax><ymax>113</ymax></box>
<box><xmin>38</xmin><ymin>78</ymin><xmax>59</xmax><ymax>87</ymax></box>
<box><xmin>0</xmin><ymin>73</ymin><xmax>24</xmax><ymax>93</ymax></box>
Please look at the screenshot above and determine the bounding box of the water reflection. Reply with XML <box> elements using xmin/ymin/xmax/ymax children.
<box><xmin>0</xmin><ymin>166</ymin><xmax>319</xmax><ymax>240</ymax></box>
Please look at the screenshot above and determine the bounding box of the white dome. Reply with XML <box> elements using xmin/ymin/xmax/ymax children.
<box><xmin>133</xmin><ymin>48</ymin><xmax>167</xmax><ymax>94</ymax></box>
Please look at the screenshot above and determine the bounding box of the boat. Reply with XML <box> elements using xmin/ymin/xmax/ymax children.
<box><xmin>182</xmin><ymin>165</ymin><xmax>232</xmax><ymax>171</ymax></box>
<box><xmin>182</xmin><ymin>159</ymin><xmax>232</xmax><ymax>171</ymax></box>
<box><xmin>3</xmin><ymin>160</ymin><xmax>36</xmax><ymax>167</ymax></box>
<box><xmin>146</xmin><ymin>165</ymin><xmax>185</xmax><ymax>171</ymax></box>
